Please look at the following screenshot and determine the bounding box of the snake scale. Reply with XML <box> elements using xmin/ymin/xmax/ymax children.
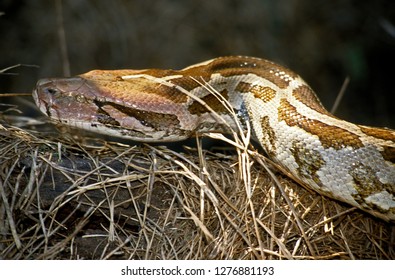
<box><xmin>32</xmin><ymin>56</ymin><xmax>395</xmax><ymax>222</ymax></box>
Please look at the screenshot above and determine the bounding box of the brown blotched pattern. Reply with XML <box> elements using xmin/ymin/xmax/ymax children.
<box><xmin>359</xmin><ymin>126</ymin><xmax>395</xmax><ymax>163</ymax></box>
<box><xmin>260</xmin><ymin>116</ymin><xmax>277</xmax><ymax>154</ymax></box>
<box><xmin>236</xmin><ymin>81</ymin><xmax>277</xmax><ymax>103</ymax></box>
<box><xmin>359</xmin><ymin>126</ymin><xmax>395</xmax><ymax>142</ymax></box>
<box><xmin>278</xmin><ymin>98</ymin><xmax>363</xmax><ymax>150</ymax></box>
<box><xmin>291</xmin><ymin>141</ymin><xmax>326</xmax><ymax>186</ymax></box>
<box><xmin>292</xmin><ymin>85</ymin><xmax>328</xmax><ymax>114</ymax></box>
<box><xmin>350</xmin><ymin>163</ymin><xmax>393</xmax><ymax>207</ymax></box>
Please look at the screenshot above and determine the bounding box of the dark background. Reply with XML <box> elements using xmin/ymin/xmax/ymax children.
<box><xmin>1</xmin><ymin>0</ymin><xmax>394</xmax><ymax>128</ymax></box>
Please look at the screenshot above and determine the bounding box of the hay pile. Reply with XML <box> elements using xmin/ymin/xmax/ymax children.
<box><xmin>0</xmin><ymin>113</ymin><xmax>393</xmax><ymax>260</ymax></box>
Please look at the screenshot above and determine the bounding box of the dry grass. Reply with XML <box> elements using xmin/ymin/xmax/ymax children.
<box><xmin>0</xmin><ymin>109</ymin><xmax>393</xmax><ymax>260</ymax></box>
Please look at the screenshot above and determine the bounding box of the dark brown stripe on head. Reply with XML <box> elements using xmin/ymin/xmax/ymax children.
<box><xmin>292</xmin><ymin>85</ymin><xmax>328</xmax><ymax>114</ymax></box>
<box><xmin>154</xmin><ymin>83</ymin><xmax>189</xmax><ymax>103</ymax></box>
<box><xmin>95</xmin><ymin>100</ymin><xmax>180</xmax><ymax>130</ymax></box>
<box><xmin>236</xmin><ymin>81</ymin><xmax>276</xmax><ymax>102</ymax></box>
<box><xmin>88</xmin><ymin>74</ymin><xmax>190</xmax><ymax>104</ymax></box>
<box><xmin>278</xmin><ymin>98</ymin><xmax>363</xmax><ymax>149</ymax></box>
<box><xmin>126</xmin><ymin>79</ymin><xmax>189</xmax><ymax>104</ymax></box>
<box><xmin>188</xmin><ymin>89</ymin><xmax>229</xmax><ymax>115</ymax></box>
<box><xmin>96</xmin><ymin>107</ymin><xmax>121</xmax><ymax>126</ymax></box>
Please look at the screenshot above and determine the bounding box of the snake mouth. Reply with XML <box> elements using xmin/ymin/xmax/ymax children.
<box><xmin>33</xmin><ymin>79</ymin><xmax>63</xmax><ymax>119</ymax></box>
<box><xmin>33</xmin><ymin>81</ymin><xmax>54</xmax><ymax>117</ymax></box>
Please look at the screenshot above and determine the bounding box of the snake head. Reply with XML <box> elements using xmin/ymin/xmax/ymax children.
<box><xmin>33</xmin><ymin>77</ymin><xmax>97</xmax><ymax>121</ymax></box>
<box><xmin>32</xmin><ymin>73</ymin><xmax>198</xmax><ymax>142</ymax></box>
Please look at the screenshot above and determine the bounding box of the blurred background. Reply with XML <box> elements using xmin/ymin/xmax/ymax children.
<box><xmin>1</xmin><ymin>0</ymin><xmax>394</xmax><ymax>128</ymax></box>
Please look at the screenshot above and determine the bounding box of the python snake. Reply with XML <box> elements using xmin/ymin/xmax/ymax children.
<box><xmin>32</xmin><ymin>56</ymin><xmax>395</xmax><ymax>222</ymax></box>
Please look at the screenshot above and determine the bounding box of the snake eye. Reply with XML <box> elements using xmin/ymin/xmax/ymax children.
<box><xmin>45</xmin><ymin>87</ymin><xmax>61</xmax><ymax>96</ymax></box>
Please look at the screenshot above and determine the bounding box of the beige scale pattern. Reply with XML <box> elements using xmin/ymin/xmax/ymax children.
<box><xmin>33</xmin><ymin>56</ymin><xmax>395</xmax><ymax>222</ymax></box>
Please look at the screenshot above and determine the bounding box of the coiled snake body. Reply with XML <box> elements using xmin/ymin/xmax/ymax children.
<box><xmin>33</xmin><ymin>56</ymin><xmax>395</xmax><ymax>222</ymax></box>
